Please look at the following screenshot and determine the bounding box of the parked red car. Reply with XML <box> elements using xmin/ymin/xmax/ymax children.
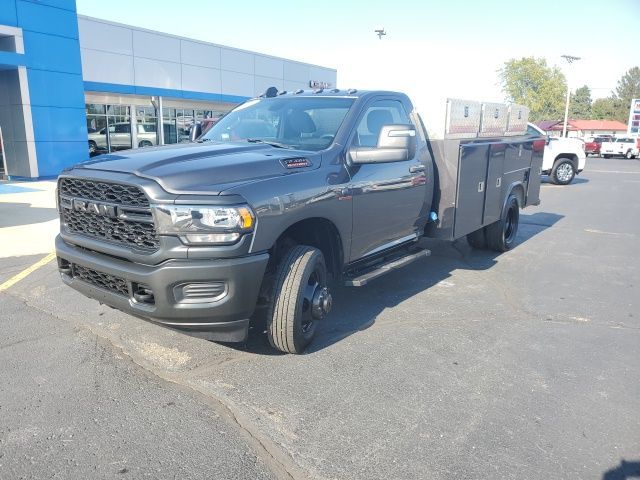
<box><xmin>584</xmin><ymin>136</ymin><xmax>614</xmax><ymax>156</ymax></box>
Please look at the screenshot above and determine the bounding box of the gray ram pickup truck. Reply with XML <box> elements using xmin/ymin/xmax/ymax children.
<box><xmin>55</xmin><ymin>89</ymin><xmax>543</xmax><ymax>353</ymax></box>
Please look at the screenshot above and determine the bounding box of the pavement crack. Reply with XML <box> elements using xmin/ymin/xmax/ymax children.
<box><xmin>85</xmin><ymin>329</ymin><xmax>308</xmax><ymax>480</ymax></box>
<box><xmin>4</xmin><ymin>290</ymin><xmax>309</xmax><ymax>480</ymax></box>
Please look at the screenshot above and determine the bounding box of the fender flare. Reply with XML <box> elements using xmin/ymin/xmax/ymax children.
<box><xmin>502</xmin><ymin>181</ymin><xmax>525</xmax><ymax>212</ymax></box>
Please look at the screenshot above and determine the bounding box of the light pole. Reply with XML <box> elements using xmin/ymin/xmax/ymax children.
<box><xmin>561</xmin><ymin>54</ymin><xmax>581</xmax><ymax>138</ymax></box>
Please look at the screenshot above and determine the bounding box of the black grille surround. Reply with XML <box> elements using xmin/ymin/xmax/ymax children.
<box><xmin>72</xmin><ymin>264</ymin><xmax>129</xmax><ymax>297</ymax></box>
<box><xmin>59</xmin><ymin>177</ymin><xmax>149</xmax><ymax>207</ymax></box>
<box><xmin>59</xmin><ymin>178</ymin><xmax>160</xmax><ymax>252</ymax></box>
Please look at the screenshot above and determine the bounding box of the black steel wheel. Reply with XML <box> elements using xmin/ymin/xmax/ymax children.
<box><xmin>267</xmin><ymin>245</ymin><xmax>331</xmax><ymax>354</ymax></box>
<box><xmin>486</xmin><ymin>194</ymin><xmax>520</xmax><ymax>252</ymax></box>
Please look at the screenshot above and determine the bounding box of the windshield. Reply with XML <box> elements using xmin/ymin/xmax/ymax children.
<box><xmin>200</xmin><ymin>96</ymin><xmax>354</xmax><ymax>151</ymax></box>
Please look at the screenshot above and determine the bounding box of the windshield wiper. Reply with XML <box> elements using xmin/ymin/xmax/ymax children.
<box><xmin>246</xmin><ymin>138</ymin><xmax>291</xmax><ymax>149</ymax></box>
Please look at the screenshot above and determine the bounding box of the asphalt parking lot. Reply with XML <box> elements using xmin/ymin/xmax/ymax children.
<box><xmin>1</xmin><ymin>157</ymin><xmax>639</xmax><ymax>479</ymax></box>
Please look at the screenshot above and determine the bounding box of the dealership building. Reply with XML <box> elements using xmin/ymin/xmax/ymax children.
<box><xmin>0</xmin><ymin>0</ymin><xmax>337</xmax><ymax>179</ymax></box>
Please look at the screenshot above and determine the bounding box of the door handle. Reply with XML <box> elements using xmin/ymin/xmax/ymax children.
<box><xmin>409</xmin><ymin>165</ymin><xmax>425</xmax><ymax>173</ymax></box>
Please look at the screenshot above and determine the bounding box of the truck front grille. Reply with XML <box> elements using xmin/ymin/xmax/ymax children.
<box><xmin>72</xmin><ymin>264</ymin><xmax>129</xmax><ymax>297</ymax></box>
<box><xmin>63</xmin><ymin>208</ymin><xmax>160</xmax><ymax>250</ymax></box>
<box><xmin>59</xmin><ymin>178</ymin><xmax>160</xmax><ymax>252</ymax></box>
<box><xmin>59</xmin><ymin>177</ymin><xmax>149</xmax><ymax>208</ymax></box>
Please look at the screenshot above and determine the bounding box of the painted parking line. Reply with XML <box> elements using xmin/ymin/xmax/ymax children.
<box><xmin>0</xmin><ymin>252</ymin><xmax>56</xmax><ymax>292</ymax></box>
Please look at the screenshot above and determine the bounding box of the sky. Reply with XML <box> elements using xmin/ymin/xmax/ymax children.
<box><xmin>76</xmin><ymin>0</ymin><xmax>639</xmax><ymax>122</ymax></box>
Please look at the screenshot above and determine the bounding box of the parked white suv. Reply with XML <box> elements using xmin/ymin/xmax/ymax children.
<box><xmin>527</xmin><ymin>123</ymin><xmax>586</xmax><ymax>185</ymax></box>
<box><xmin>88</xmin><ymin>122</ymin><xmax>157</xmax><ymax>154</ymax></box>
<box><xmin>600</xmin><ymin>137</ymin><xmax>639</xmax><ymax>159</ymax></box>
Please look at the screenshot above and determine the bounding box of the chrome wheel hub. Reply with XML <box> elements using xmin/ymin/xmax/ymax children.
<box><xmin>557</xmin><ymin>163</ymin><xmax>573</xmax><ymax>182</ymax></box>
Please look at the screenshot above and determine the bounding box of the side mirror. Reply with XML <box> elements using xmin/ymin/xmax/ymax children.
<box><xmin>349</xmin><ymin>124</ymin><xmax>416</xmax><ymax>164</ymax></box>
<box><xmin>189</xmin><ymin>122</ymin><xmax>203</xmax><ymax>142</ymax></box>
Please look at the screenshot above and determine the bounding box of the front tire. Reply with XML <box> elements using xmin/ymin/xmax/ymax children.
<box><xmin>551</xmin><ymin>159</ymin><xmax>575</xmax><ymax>185</ymax></box>
<box><xmin>267</xmin><ymin>245</ymin><xmax>330</xmax><ymax>354</ymax></box>
<box><xmin>626</xmin><ymin>150</ymin><xmax>635</xmax><ymax>159</ymax></box>
<box><xmin>485</xmin><ymin>194</ymin><xmax>520</xmax><ymax>252</ymax></box>
<box><xmin>88</xmin><ymin>140</ymin><xmax>97</xmax><ymax>154</ymax></box>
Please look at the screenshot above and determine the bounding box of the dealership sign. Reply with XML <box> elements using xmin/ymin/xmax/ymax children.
<box><xmin>309</xmin><ymin>80</ymin><xmax>332</xmax><ymax>89</ymax></box>
<box><xmin>628</xmin><ymin>98</ymin><xmax>640</xmax><ymax>135</ymax></box>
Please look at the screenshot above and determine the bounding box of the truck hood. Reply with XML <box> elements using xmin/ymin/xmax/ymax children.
<box><xmin>74</xmin><ymin>142</ymin><xmax>320</xmax><ymax>194</ymax></box>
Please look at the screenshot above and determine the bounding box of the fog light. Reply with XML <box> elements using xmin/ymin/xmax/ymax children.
<box><xmin>174</xmin><ymin>282</ymin><xmax>227</xmax><ymax>304</ymax></box>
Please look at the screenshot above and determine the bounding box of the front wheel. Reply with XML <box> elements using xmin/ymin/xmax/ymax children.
<box><xmin>551</xmin><ymin>159</ymin><xmax>575</xmax><ymax>185</ymax></box>
<box><xmin>626</xmin><ymin>150</ymin><xmax>636</xmax><ymax>159</ymax></box>
<box><xmin>88</xmin><ymin>140</ymin><xmax>97</xmax><ymax>154</ymax></box>
<box><xmin>267</xmin><ymin>245</ymin><xmax>331</xmax><ymax>354</ymax></box>
<box><xmin>485</xmin><ymin>194</ymin><xmax>520</xmax><ymax>252</ymax></box>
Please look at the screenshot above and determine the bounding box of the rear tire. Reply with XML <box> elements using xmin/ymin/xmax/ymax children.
<box><xmin>485</xmin><ymin>194</ymin><xmax>520</xmax><ymax>252</ymax></box>
<box><xmin>267</xmin><ymin>245</ymin><xmax>329</xmax><ymax>354</ymax></box>
<box><xmin>551</xmin><ymin>159</ymin><xmax>575</xmax><ymax>185</ymax></box>
<box><xmin>466</xmin><ymin>228</ymin><xmax>487</xmax><ymax>249</ymax></box>
<box><xmin>603</xmin><ymin>154</ymin><xmax>611</xmax><ymax>159</ymax></box>
<box><xmin>88</xmin><ymin>140</ymin><xmax>97</xmax><ymax>154</ymax></box>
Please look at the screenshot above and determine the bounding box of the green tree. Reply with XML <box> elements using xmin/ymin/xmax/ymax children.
<box><xmin>499</xmin><ymin>57</ymin><xmax>567</xmax><ymax>121</ymax></box>
<box><xmin>591</xmin><ymin>97</ymin><xmax>619</xmax><ymax>120</ymax></box>
<box><xmin>569</xmin><ymin>85</ymin><xmax>592</xmax><ymax>119</ymax></box>
<box><xmin>612</xmin><ymin>66</ymin><xmax>640</xmax><ymax>122</ymax></box>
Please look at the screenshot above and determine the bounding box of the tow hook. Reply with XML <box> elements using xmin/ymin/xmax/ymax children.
<box><xmin>311</xmin><ymin>287</ymin><xmax>332</xmax><ymax>320</ymax></box>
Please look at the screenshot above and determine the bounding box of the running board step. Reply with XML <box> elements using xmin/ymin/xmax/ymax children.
<box><xmin>344</xmin><ymin>248</ymin><xmax>431</xmax><ymax>287</ymax></box>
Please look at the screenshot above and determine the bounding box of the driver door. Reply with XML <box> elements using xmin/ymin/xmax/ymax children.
<box><xmin>348</xmin><ymin>99</ymin><xmax>427</xmax><ymax>261</ymax></box>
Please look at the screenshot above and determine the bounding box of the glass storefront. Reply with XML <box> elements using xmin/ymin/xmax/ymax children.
<box><xmin>86</xmin><ymin>104</ymin><xmax>131</xmax><ymax>156</ymax></box>
<box><xmin>86</xmin><ymin>101</ymin><xmax>230</xmax><ymax>156</ymax></box>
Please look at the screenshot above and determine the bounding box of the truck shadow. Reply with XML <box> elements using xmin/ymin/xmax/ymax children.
<box><xmin>602</xmin><ymin>460</ymin><xmax>640</xmax><ymax>479</ymax></box>
<box><xmin>236</xmin><ymin>212</ymin><xmax>564</xmax><ymax>355</ymax></box>
<box><xmin>541</xmin><ymin>176</ymin><xmax>589</xmax><ymax>185</ymax></box>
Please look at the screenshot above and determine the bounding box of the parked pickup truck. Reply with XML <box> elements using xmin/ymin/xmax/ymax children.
<box><xmin>584</xmin><ymin>135</ymin><xmax>613</xmax><ymax>156</ymax></box>
<box><xmin>527</xmin><ymin>124</ymin><xmax>586</xmax><ymax>185</ymax></box>
<box><xmin>56</xmin><ymin>90</ymin><xmax>542</xmax><ymax>353</ymax></box>
<box><xmin>600</xmin><ymin>136</ymin><xmax>640</xmax><ymax>159</ymax></box>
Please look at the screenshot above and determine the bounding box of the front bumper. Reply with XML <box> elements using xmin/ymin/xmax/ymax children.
<box><xmin>55</xmin><ymin>235</ymin><xmax>269</xmax><ymax>342</ymax></box>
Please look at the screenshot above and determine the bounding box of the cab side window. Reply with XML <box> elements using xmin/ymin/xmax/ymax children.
<box><xmin>354</xmin><ymin>100</ymin><xmax>411</xmax><ymax>147</ymax></box>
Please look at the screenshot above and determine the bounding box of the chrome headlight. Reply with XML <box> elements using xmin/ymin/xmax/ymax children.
<box><xmin>153</xmin><ymin>204</ymin><xmax>254</xmax><ymax>245</ymax></box>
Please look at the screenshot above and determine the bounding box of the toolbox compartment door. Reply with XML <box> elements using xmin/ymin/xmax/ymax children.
<box><xmin>482</xmin><ymin>143</ymin><xmax>506</xmax><ymax>225</ymax></box>
<box><xmin>454</xmin><ymin>143</ymin><xmax>489</xmax><ymax>238</ymax></box>
<box><xmin>526</xmin><ymin>143</ymin><xmax>543</xmax><ymax>206</ymax></box>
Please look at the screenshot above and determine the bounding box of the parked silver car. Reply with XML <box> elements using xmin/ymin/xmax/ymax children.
<box><xmin>88</xmin><ymin>123</ymin><xmax>157</xmax><ymax>154</ymax></box>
